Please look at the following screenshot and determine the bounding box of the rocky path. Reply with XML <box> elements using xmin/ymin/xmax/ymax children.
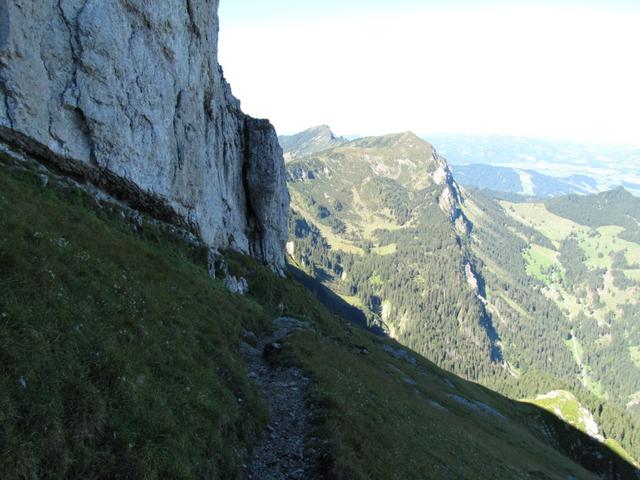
<box><xmin>241</xmin><ymin>317</ymin><xmax>318</xmax><ymax>480</ymax></box>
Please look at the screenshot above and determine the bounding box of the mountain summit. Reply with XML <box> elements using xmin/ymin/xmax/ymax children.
<box><xmin>279</xmin><ymin>125</ymin><xmax>348</xmax><ymax>161</ymax></box>
<box><xmin>283</xmin><ymin>127</ymin><xmax>466</xmax><ymax>228</ymax></box>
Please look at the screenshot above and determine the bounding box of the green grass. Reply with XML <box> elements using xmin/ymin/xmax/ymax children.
<box><xmin>338</xmin><ymin>294</ymin><xmax>364</xmax><ymax>308</ymax></box>
<box><xmin>577</xmin><ymin>226</ymin><xmax>640</xmax><ymax>270</ymax></box>
<box><xmin>290</xmin><ymin>190</ymin><xmax>365</xmax><ymax>255</ymax></box>
<box><xmin>564</xmin><ymin>336</ymin><xmax>585</xmax><ymax>365</ymax></box>
<box><xmin>626</xmin><ymin>269</ymin><xmax>640</xmax><ymax>281</ymax></box>
<box><xmin>527</xmin><ymin>390</ymin><xmax>639</xmax><ymax>469</ymax></box>
<box><xmin>372</xmin><ymin>243</ymin><xmax>397</xmax><ymax>256</ymax></box>
<box><xmin>501</xmin><ymin>202</ymin><xmax>587</xmax><ymax>246</ymax></box>
<box><xmin>505</xmin><ymin>203</ymin><xmax>640</xmax><ymax>323</ymax></box>
<box><xmin>280</xmin><ymin>330</ymin><xmax>602</xmax><ymax>479</ymax></box>
<box><xmin>524</xmin><ymin>244</ymin><xmax>563</xmax><ymax>283</ymax></box>
<box><xmin>598</xmin><ymin>269</ymin><xmax>637</xmax><ymax>312</ymax></box>
<box><xmin>528</xmin><ymin>391</ymin><xmax>583</xmax><ymax>428</ymax></box>
<box><xmin>0</xmin><ymin>160</ymin><xmax>275</xmax><ymax>478</ymax></box>
<box><xmin>605</xmin><ymin>439</ymin><xmax>640</xmax><ymax>468</ymax></box>
<box><xmin>581</xmin><ymin>371</ymin><xmax>608</xmax><ymax>400</ymax></box>
<box><xmin>630</xmin><ymin>347</ymin><xmax>640</xmax><ymax>369</ymax></box>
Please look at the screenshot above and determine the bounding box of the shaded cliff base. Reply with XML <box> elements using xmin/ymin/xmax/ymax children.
<box><xmin>0</xmin><ymin>157</ymin><xmax>638</xmax><ymax>479</ymax></box>
<box><xmin>0</xmin><ymin>130</ymin><xmax>286</xmax><ymax>278</ymax></box>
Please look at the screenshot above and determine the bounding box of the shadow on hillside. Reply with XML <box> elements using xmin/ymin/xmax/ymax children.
<box><xmin>516</xmin><ymin>394</ymin><xmax>639</xmax><ymax>479</ymax></box>
<box><xmin>470</xmin><ymin>260</ymin><xmax>504</xmax><ymax>364</ymax></box>
<box><xmin>287</xmin><ymin>263</ymin><xmax>376</xmax><ymax>332</ymax></box>
<box><xmin>288</xmin><ymin>265</ymin><xmax>639</xmax><ymax>479</ymax></box>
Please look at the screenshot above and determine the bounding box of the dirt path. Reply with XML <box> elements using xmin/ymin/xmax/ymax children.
<box><xmin>241</xmin><ymin>317</ymin><xmax>318</xmax><ymax>480</ymax></box>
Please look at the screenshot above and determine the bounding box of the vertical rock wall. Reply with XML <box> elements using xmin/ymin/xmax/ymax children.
<box><xmin>0</xmin><ymin>0</ymin><xmax>289</xmax><ymax>271</ymax></box>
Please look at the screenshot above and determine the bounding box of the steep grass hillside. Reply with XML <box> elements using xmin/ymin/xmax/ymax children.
<box><xmin>528</xmin><ymin>391</ymin><xmax>639</xmax><ymax>469</ymax></box>
<box><xmin>0</xmin><ymin>152</ymin><xmax>274</xmax><ymax>478</ymax></box>
<box><xmin>1</xmin><ymin>151</ymin><xmax>638</xmax><ymax>479</ymax></box>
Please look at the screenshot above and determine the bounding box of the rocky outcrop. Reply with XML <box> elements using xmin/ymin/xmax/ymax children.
<box><xmin>432</xmin><ymin>150</ymin><xmax>461</xmax><ymax>217</ymax></box>
<box><xmin>432</xmin><ymin>149</ymin><xmax>469</xmax><ymax>232</ymax></box>
<box><xmin>245</xmin><ymin>118</ymin><xmax>289</xmax><ymax>269</ymax></box>
<box><xmin>0</xmin><ymin>0</ymin><xmax>289</xmax><ymax>271</ymax></box>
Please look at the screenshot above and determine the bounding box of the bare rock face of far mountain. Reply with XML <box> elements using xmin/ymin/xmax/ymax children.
<box><xmin>0</xmin><ymin>0</ymin><xmax>289</xmax><ymax>272</ymax></box>
<box><xmin>279</xmin><ymin>125</ymin><xmax>348</xmax><ymax>161</ymax></box>
<box><xmin>432</xmin><ymin>149</ymin><xmax>467</xmax><ymax>228</ymax></box>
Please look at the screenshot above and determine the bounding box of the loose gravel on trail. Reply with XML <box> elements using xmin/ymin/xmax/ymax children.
<box><xmin>242</xmin><ymin>317</ymin><xmax>319</xmax><ymax>480</ymax></box>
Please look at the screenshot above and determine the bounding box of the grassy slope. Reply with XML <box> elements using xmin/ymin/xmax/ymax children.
<box><xmin>287</xmin><ymin>134</ymin><xmax>436</xmax><ymax>255</ymax></box>
<box><xmin>523</xmin><ymin>244</ymin><xmax>564</xmax><ymax>283</ymax></box>
<box><xmin>0</xmin><ymin>157</ymin><xmax>637</xmax><ymax>479</ymax></box>
<box><xmin>503</xmin><ymin>201</ymin><xmax>640</xmax><ymax>322</ymax></box>
<box><xmin>0</xmin><ymin>158</ymin><xmax>276</xmax><ymax>478</ymax></box>
<box><xmin>529</xmin><ymin>391</ymin><xmax>592</xmax><ymax>433</ymax></box>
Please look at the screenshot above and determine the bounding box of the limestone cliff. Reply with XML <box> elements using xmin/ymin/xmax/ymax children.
<box><xmin>0</xmin><ymin>0</ymin><xmax>289</xmax><ymax>271</ymax></box>
<box><xmin>432</xmin><ymin>149</ymin><xmax>468</xmax><ymax>231</ymax></box>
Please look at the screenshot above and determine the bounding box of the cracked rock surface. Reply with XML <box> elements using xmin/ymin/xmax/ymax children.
<box><xmin>242</xmin><ymin>317</ymin><xmax>319</xmax><ymax>479</ymax></box>
<box><xmin>0</xmin><ymin>0</ymin><xmax>289</xmax><ymax>271</ymax></box>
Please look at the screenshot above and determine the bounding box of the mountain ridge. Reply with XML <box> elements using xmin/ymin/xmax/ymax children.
<box><xmin>281</xmin><ymin>126</ymin><xmax>467</xmax><ymax>227</ymax></box>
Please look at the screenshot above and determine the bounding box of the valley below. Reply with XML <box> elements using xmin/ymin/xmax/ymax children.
<box><xmin>281</xmin><ymin>126</ymin><xmax>640</xmax><ymax>470</ymax></box>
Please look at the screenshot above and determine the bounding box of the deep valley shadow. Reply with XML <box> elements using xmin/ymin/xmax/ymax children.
<box><xmin>287</xmin><ymin>263</ymin><xmax>371</xmax><ymax>331</ymax></box>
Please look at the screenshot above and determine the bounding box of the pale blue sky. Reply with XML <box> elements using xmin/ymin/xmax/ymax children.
<box><xmin>219</xmin><ymin>1</ymin><xmax>640</xmax><ymax>144</ymax></box>
<box><xmin>221</xmin><ymin>0</ymin><xmax>640</xmax><ymax>23</ymax></box>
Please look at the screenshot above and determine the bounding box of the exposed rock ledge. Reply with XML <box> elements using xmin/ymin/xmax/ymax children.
<box><xmin>0</xmin><ymin>0</ymin><xmax>289</xmax><ymax>272</ymax></box>
<box><xmin>432</xmin><ymin>149</ymin><xmax>469</xmax><ymax>233</ymax></box>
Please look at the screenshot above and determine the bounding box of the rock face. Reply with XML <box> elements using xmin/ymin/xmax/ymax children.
<box><xmin>432</xmin><ymin>150</ymin><xmax>462</xmax><ymax>220</ymax></box>
<box><xmin>0</xmin><ymin>0</ymin><xmax>289</xmax><ymax>271</ymax></box>
<box><xmin>432</xmin><ymin>149</ymin><xmax>469</xmax><ymax>232</ymax></box>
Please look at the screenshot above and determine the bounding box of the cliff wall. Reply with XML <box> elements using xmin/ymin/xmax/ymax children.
<box><xmin>0</xmin><ymin>0</ymin><xmax>289</xmax><ymax>271</ymax></box>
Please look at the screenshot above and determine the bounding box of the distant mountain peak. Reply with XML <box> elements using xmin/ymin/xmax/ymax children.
<box><xmin>310</xmin><ymin>124</ymin><xmax>335</xmax><ymax>135</ymax></box>
<box><xmin>297</xmin><ymin>124</ymin><xmax>337</xmax><ymax>141</ymax></box>
<box><xmin>279</xmin><ymin>125</ymin><xmax>348</xmax><ymax>161</ymax></box>
<box><xmin>398</xmin><ymin>130</ymin><xmax>422</xmax><ymax>141</ymax></box>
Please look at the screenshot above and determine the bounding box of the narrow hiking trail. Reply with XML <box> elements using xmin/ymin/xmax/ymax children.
<box><xmin>241</xmin><ymin>317</ymin><xmax>319</xmax><ymax>480</ymax></box>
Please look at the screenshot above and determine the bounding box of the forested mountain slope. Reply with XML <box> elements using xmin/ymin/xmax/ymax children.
<box><xmin>465</xmin><ymin>190</ymin><xmax>640</xmax><ymax>462</ymax></box>
<box><xmin>282</xmin><ymin>127</ymin><xmax>640</xmax><ymax>466</ymax></box>
<box><xmin>285</xmin><ymin>131</ymin><xmax>491</xmax><ymax>372</ymax></box>
<box><xmin>487</xmin><ymin>189</ymin><xmax>640</xmax><ymax>408</ymax></box>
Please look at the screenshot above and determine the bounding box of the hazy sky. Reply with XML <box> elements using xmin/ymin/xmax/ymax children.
<box><xmin>219</xmin><ymin>1</ymin><xmax>640</xmax><ymax>145</ymax></box>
